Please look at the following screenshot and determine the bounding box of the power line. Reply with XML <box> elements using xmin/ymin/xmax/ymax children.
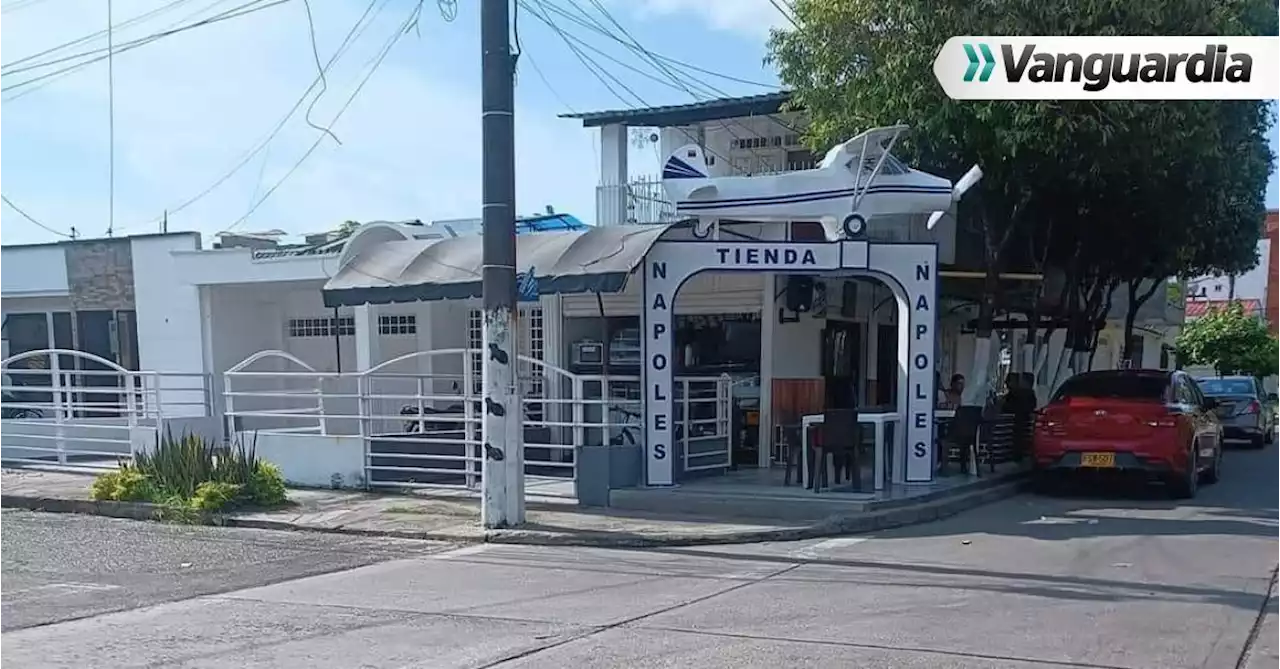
<box><xmin>524</xmin><ymin>0</ymin><xmax>644</xmax><ymax>107</ymax></box>
<box><xmin>524</xmin><ymin>0</ymin><xmax>779</xmax><ymax>90</ymax></box>
<box><xmin>1</xmin><ymin>195</ymin><xmax>75</xmax><ymax>238</ymax></box>
<box><xmin>1</xmin><ymin>0</ymin><xmax>290</xmax><ymax>96</ymax></box>
<box><xmin>222</xmin><ymin>0</ymin><xmax>424</xmax><ymax>233</ymax></box>
<box><xmin>564</xmin><ymin>0</ymin><xmax>805</xmax><ymax>165</ymax></box>
<box><xmin>1</xmin><ymin>0</ymin><xmax>54</xmax><ymax>15</ymax></box>
<box><xmin>107</xmin><ymin>0</ymin><xmax>116</xmax><ymax>236</ymax></box>
<box><xmin>3</xmin><ymin>0</ymin><xmax>207</xmax><ymax>72</ymax></box>
<box><xmin>122</xmin><ymin>0</ymin><xmax>389</xmax><ymax>231</ymax></box>
<box><xmin>300</xmin><ymin>0</ymin><xmax>341</xmax><ymax>145</ymax></box>
<box><xmin>436</xmin><ymin>0</ymin><xmax>456</xmax><ymax>22</ymax></box>
<box><xmin>768</xmin><ymin>0</ymin><xmax>800</xmax><ymax>30</ymax></box>
<box><xmin>2</xmin><ymin>1</ymin><xmax>209</xmax><ymax>101</ymax></box>
<box><xmin>528</xmin><ymin>0</ymin><xmax>782</xmax><ymax>170</ymax></box>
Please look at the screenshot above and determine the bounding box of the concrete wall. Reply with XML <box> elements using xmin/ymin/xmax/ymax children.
<box><xmin>64</xmin><ymin>238</ymin><xmax>136</xmax><ymax>310</ymax></box>
<box><xmin>132</xmin><ymin>234</ymin><xmax>208</xmax><ymax>417</ymax></box>
<box><xmin>246</xmin><ymin>431</ymin><xmax>366</xmax><ymax>489</ymax></box>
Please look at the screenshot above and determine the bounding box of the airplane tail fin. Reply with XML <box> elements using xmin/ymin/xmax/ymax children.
<box><xmin>662</xmin><ymin>145</ymin><xmax>709</xmax><ymax>181</ymax></box>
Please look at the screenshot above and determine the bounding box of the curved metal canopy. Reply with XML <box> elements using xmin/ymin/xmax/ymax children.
<box><xmin>322</xmin><ymin>224</ymin><xmax>674</xmax><ymax>307</ymax></box>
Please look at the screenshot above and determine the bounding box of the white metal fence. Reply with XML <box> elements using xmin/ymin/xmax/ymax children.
<box><xmin>223</xmin><ymin>349</ymin><xmax>734</xmax><ymax>493</ymax></box>
<box><xmin>1</xmin><ymin>349</ymin><xmax>212</xmax><ymax>471</ymax></box>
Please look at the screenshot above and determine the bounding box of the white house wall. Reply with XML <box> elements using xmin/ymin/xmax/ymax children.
<box><xmin>131</xmin><ymin>234</ymin><xmax>207</xmax><ymax>418</ymax></box>
<box><xmin>1</xmin><ymin>245</ymin><xmax>69</xmax><ymax>298</ymax></box>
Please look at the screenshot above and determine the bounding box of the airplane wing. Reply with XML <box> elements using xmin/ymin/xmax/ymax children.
<box><xmin>818</xmin><ymin>124</ymin><xmax>910</xmax><ymax>170</ymax></box>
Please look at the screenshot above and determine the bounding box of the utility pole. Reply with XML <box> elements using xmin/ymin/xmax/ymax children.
<box><xmin>479</xmin><ymin>0</ymin><xmax>524</xmax><ymax>528</ymax></box>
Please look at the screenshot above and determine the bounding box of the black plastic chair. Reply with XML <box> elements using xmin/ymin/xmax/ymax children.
<box><xmin>813</xmin><ymin>408</ymin><xmax>860</xmax><ymax>492</ymax></box>
<box><xmin>940</xmin><ymin>405</ymin><xmax>982</xmax><ymax>477</ymax></box>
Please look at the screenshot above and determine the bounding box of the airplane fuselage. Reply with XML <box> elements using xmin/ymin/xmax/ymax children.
<box><xmin>670</xmin><ymin>170</ymin><xmax>953</xmax><ymax>222</ymax></box>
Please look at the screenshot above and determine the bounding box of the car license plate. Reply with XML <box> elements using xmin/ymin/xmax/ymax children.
<box><xmin>1081</xmin><ymin>452</ymin><xmax>1115</xmax><ymax>468</ymax></box>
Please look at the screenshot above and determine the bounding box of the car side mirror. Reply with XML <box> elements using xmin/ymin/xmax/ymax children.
<box><xmin>1202</xmin><ymin>397</ymin><xmax>1219</xmax><ymax>410</ymax></box>
<box><xmin>1267</xmin><ymin>392</ymin><xmax>1278</xmax><ymax>403</ymax></box>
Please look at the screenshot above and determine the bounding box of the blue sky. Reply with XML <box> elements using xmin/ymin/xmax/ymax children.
<box><xmin>2</xmin><ymin>0</ymin><xmax>1277</xmax><ymax>245</ymax></box>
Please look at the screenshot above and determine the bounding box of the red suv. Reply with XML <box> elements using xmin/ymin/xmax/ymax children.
<box><xmin>1032</xmin><ymin>369</ymin><xmax>1223</xmax><ymax>498</ymax></box>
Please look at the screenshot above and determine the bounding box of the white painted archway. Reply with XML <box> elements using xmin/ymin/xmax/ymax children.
<box><xmin>642</xmin><ymin>239</ymin><xmax>939</xmax><ymax>487</ymax></box>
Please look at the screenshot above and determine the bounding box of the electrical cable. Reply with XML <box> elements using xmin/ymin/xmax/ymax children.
<box><xmin>555</xmin><ymin>0</ymin><xmax>804</xmax><ymax>170</ymax></box>
<box><xmin>522</xmin><ymin>0</ymin><xmax>779</xmax><ymax>90</ymax></box>
<box><xmin>568</xmin><ymin>0</ymin><xmax>800</xmax><ymax>141</ymax></box>
<box><xmin>3</xmin><ymin>0</ymin><xmax>206</xmax><ymax>72</ymax></box>
<box><xmin>221</xmin><ymin>0</ymin><xmax>424</xmax><ymax>233</ymax></box>
<box><xmin>1</xmin><ymin>195</ymin><xmax>75</xmax><ymax>238</ymax></box>
<box><xmin>1</xmin><ymin>0</ymin><xmax>53</xmax><ymax>15</ymax></box>
<box><xmin>2</xmin><ymin>0</ymin><xmax>290</xmax><ymax>96</ymax></box>
<box><xmin>106</xmin><ymin>0</ymin><xmax>116</xmax><ymax>236</ymax></box>
<box><xmin>300</xmin><ymin>0</ymin><xmax>342</xmax><ymax>145</ymax></box>
<box><xmin>436</xmin><ymin>0</ymin><xmax>456</xmax><ymax>22</ymax></box>
<box><xmin>524</xmin><ymin>0</ymin><xmax>644</xmax><ymax>107</ymax></box>
<box><xmin>2</xmin><ymin>1</ymin><xmax>231</xmax><ymax>101</ymax></box>
<box><xmin>769</xmin><ymin>0</ymin><xmax>800</xmax><ymax>30</ymax></box>
<box><xmin>122</xmin><ymin>0</ymin><xmax>389</xmax><ymax>231</ymax></box>
<box><xmin>528</xmin><ymin>0</ymin><xmax>772</xmax><ymax>170</ymax></box>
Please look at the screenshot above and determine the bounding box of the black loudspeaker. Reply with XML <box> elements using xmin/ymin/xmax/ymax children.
<box><xmin>785</xmin><ymin>276</ymin><xmax>814</xmax><ymax>313</ymax></box>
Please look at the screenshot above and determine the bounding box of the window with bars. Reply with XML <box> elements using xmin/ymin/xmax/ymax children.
<box><xmin>287</xmin><ymin>316</ymin><xmax>355</xmax><ymax>338</ymax></box>
<box><xmin>378</xmin><ymin>314</ymin><xmax>417</xmax><ymax>335</ymax></box>
<box><xmin>467</xmin><ymin>309</ymin><xmax>483</xmax><ymax>394</ymax></box>
<box><xmin>467</xmin><ymin>307</ymin><xmax>545</xmax><ymax>420</ymax></box>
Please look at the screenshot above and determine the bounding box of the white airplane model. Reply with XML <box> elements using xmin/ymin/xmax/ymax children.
<box><xmin>661</xmin><ymin>125</ymin><xmax>982</xmax><ymax>238</ymax></box>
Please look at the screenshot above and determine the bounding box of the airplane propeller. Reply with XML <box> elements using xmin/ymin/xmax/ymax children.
<box><xmin>926</xmin><ymin>164</ymin><xmax>983</xmax><ymax>230</ymax></box>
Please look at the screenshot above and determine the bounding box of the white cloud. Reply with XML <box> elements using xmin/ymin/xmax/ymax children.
<box><xmin>0</xmin><ymin>0</ymin><xmax>599</xmax><ymax>244</ymax></box>
<box><xmin>624</xmin><ymin>0</ymin><xmax>790</xmax><ymax>39</ymax></box>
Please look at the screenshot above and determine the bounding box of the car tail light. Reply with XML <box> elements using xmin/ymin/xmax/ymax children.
<box><xmin>1239</xmin><ymin>400</ymin><xmax>1261</xmax><ymax>416</ymax></box>
<box><xmin>1146</xmin><ymin>416</ymin><xmax>1179</xmax><ymax>428</ymax></box>
<box><xmin>1035</xmin><ymin>414</ymin><xmax>1065</xmax><ymax>435</ymax></box>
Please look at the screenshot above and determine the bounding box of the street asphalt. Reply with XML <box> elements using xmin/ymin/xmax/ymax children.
<box><xmin>2</xmin><ymin>443</ymin><xmax>1277</xmax><ymax>668</ymax></box>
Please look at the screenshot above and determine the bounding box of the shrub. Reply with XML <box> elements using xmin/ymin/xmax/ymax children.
<box><xmin>89</xmin><ymin>465</ymin><xmax>154</xmax><ymax>502</ymax></box>
<box><xmin>247</xmin><ymin>462</ymin><xmax>288</xmax><ymax>506</ymax></box>
<box><xmin>189</xmin><ymin>481</ymin><xmax>243</xmax><ymax>512</ymax></box>
<box><xmin>89</xmin><ymin>431</ymin><xmax>288</xmax><ymax>515</ymax></box>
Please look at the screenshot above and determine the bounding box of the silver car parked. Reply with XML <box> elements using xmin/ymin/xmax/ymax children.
<box><xmin>1193</xmin><ymin>376</ymin><xmax>1277</xmax><ymax>449</ymax></box>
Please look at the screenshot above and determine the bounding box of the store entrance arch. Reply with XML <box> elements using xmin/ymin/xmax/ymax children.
<box><xmin>641</xmin><ymin>239</ymin><xmax>939</xmax><ymax>487</ymax></box>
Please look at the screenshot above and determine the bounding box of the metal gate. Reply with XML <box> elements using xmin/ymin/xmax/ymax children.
<box><xmin>359</xmin><ymin>349</ymin><xmax>584</xmax><ymax>493</ymax></box>
<box><xmin>1</xmin><ymin>349</ymin><xmax>158</xmax><ymax>471</ymax></box>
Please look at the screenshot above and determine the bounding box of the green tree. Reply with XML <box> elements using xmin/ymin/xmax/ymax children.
<box><xmin>768</xmin><ymin>0</ymin><xmax>1276</xmax><ymax>398</ymax></box>
<box><xmin>1175</xmin><ymin>303</ymin><xmax>1278</xmax><ymax>378</ymax></box>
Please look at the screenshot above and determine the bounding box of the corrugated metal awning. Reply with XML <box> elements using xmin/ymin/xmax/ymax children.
<box><xmin>322</xmin><ymin>224</ymin><xmax>674</xmax><ymax>307</ymax></box>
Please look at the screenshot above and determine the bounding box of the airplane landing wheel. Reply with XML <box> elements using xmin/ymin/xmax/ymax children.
<box><xmin>842</xmin><ymin>213</ymin><xmax>867</xmax><ymax>239</ymax></box>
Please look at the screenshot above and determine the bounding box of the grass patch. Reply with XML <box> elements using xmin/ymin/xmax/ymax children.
<box><xmin>90</xmin><ymin>431</ymin><xmax>289</xmax><ymax>521</ymax></box>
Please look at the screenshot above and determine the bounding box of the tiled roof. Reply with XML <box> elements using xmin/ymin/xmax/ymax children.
<box><xmin>1184</xmin><ymin>299</ymin><xmax>1263</xmax><ymax>318</ymax></box>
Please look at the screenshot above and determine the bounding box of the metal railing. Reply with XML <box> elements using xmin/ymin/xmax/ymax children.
<box><xmin>0</xmin><ymin>349</ymin><xmax>212</xmax><ymax>471</ymax></box>
<box><xmin>222</xmin><ymin>349</ymin><xmax>735</xmax><ymax>492</ymax></box>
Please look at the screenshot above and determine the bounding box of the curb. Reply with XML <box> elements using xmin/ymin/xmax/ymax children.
<box><xmin>1</xmin><ymin>475</ymin><xmax>1027</xmax><ymax>548</ymax></box>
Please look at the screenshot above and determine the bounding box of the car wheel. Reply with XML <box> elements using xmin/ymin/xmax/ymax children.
<box><xmin>1170</xmin><ymin>448</ymin><xmax>1198</xmax><ymax>500</ymax></box>
<box><xmin>1250</xmin><ymin>434</ymin><xmax>1267</xmax><ymax>449</ymax></box>
<box><xmin>1201</xmin><ymin>448</ymin><xmax>1222</xmax><ymax>485</ymax></box>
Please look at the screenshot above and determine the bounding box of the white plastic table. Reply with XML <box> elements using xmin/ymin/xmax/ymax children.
<box><xmin>800</xmin><ymin>411</ymin><xmax>900</xmax><ymax>491</ymax></box>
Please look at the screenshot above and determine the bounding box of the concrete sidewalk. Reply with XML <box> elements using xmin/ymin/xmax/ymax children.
<box><xmin>0</xmin><ymin>467</ymin><xmax>1025</xmax><ymax>547</ymax></box>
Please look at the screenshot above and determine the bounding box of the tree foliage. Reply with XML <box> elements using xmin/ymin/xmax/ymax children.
<box><xmin>768</xmin><ymin>0</ymin><xmax>1276</xmax><ymax>370</ymax></box>
<box><xmin>1176</xmin><ymin>303</ymin><xmax>1279</xmax><ymax>379</ymax></box>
